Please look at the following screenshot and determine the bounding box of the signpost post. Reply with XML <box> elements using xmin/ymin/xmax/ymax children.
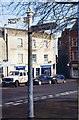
<box><xmin>8</xmin><ymin>8</ymin><xmax>57</xmax><ymax>119</ymax></box>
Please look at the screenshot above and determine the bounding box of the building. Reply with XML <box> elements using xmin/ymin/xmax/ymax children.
<box><xmin>0</xmin><ymin>27</ymin><xmax>56</xmax><ymax>77</ymax></box>
<box><xmin>69</xmin><ymin>21</ymin><xmax>78</xmax><ymax>78</ymax></box>
<box><xmin>0</xmin><ymin>28</ymin><xmax>6</xmax><ymax>73</ymax></box>
<box><xmin>57</xmin><ymin>20</ymin><xmax>78</xmax><ymax>78</ymax></box>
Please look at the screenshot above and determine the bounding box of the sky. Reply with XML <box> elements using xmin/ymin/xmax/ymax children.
<box><xmin>0</xmin><ymin>0</ymin><xmax>78</xmax><ymax>2</ymax></box>
<box><xmin>0</xmin><ymin>1</ymin><xmax>78</xmax><ymax>55</ymax></box>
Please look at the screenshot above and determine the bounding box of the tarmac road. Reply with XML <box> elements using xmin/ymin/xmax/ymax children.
<box><xmin>1</xmin><ymin>79</ymin><xmax>78</xmax><ymax>119</ymax></box>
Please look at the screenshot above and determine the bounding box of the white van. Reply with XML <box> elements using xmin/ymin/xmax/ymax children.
<box><xmin>2</xmin><ymin>70</ymin><xmax>28</xmax><ymax>87</ymax></box>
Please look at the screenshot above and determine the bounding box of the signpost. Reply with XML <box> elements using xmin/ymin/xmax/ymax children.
<box><xmin>31</xmin><ymin>22</ymin><xmax>57</xmax><ymax>32</ymax></box>
<box><xmin>8</xmin><ymin>8</ymin><xmax>57</xmax><ymax>118</ymax></box>
<box><xmin>8</xmin><ymin>17</ymin><xmax>28</xmax><ymax>24</ymax></box>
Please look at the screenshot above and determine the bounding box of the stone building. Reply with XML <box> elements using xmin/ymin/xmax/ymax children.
<box><xmin>0</xmin><ymin>27</ymin><xmax>56</xmax><ymax>77</ymax></box>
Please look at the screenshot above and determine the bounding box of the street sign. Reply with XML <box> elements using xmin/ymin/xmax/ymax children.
<box><xmin>31</xmin><ymin>22</ymin><xmax>57</xmax><ymax>32</ymax></box>
<box><xmin>8</xmin><ymin>17</ymin><xmax>28</xmax><ymax>24</ymax></box>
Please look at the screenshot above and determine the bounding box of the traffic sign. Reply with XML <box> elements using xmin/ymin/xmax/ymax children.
<box><xmin>31</xmin><ymin>22</ymin><xmax>57</xmax><ymax>32</ymax></box>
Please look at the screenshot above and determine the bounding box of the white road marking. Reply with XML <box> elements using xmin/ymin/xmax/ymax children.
<box><xmin>48</xmin><ymin>95</ymin><xmax>54</xmax><ymax>98</ymax></box>
<box><xmin>13</xmin><ymin>102</ymin><xmax>23</xmax><ymax>106</ymax></box>
<box><xmin>5</xmin><ymin>102</ymin><xmax>14</xmax><ymax>105</ymax></box>
<box><xmin>2</xmin><ymin>90</ymin><xmax>77</xmax><ymax>107</ymax></box>
<box><xmin>40</xmin><ymin>96</ymin><xmax>47</xmax><ymax>100</ymax></box>
<box><xmin>34</xmin><ymin>97</ymin><xmax>40</xmax><ymax>101</ymax></box>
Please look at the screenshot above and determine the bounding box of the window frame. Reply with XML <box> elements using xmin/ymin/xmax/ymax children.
<box><xmin>44</xmin><ymin>54</ymin><xmax>48</xmax><ymax>62</ymax></box>
<box><xmin>17</xmin><ymin>38</ymin><xmax>23</xmax><ymax>47</ymax></box>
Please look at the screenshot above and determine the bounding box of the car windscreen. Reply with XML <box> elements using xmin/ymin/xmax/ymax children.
<box><xmin>9</xmin><ymin>71</ymin><xmax>19</xmax><ymax>75</ymax></box>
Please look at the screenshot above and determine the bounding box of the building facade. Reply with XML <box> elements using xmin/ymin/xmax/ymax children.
<box><xmin>57</xmin><ymin>21</ymin><xmax>78</xmax><ymax>78</ymax></box>
<box><xmin>0</xmin><ymin>28</ymin><xmax>56</xmax><ymax>77</ymax></box>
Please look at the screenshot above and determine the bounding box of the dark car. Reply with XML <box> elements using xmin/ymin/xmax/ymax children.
<box><xmin>52</xmin><ymin>74</ymin><xmax>66</xmax><ymax>84</ymax></box>
<box><xmin>33</xmin><ymin>74</ymin><xmax>53</xmax><ymax>85</ymax></box>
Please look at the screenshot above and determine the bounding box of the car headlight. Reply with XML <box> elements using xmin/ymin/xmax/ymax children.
<box><xmin>34</xmin><ymin>79</ymin><xmax>38</xmax><ymax>81</ymax></box>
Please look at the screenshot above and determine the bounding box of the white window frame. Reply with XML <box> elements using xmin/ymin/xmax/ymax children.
<box><xmin>32</xmin><ymin>39</ymin><xmax>36</xmax><ymax>48</ymax></box>
<box><xmin>44</xmin><ymin>40</ymin><xmax>48</xmax><ymax>48</ymax></box>
<box><xmin>72</xmin><ymin>51</ymin><xmax>78</xmax><ymax>60</ymax></box>
<box><xmin>44</xmin><ymin>54</ymin><xmax>48</xmax><ymax>62</ymax></box>
<box><xmin>18</xmin><ymin>54</ymin><xmax>23</xmax><ymax>63</ymax></box>
<box><xmin>32</xmin><ymin>54</ymin><xmax>37</xmax><ymax>62</ymax></box>
<box><xmin>18</xmin><ymin>38</ymin><xmax>23</xmax><ymax>47</ymax></box>
<box><xmin>72</xmin><ymin>38</ymin><xmax>77</xmax><ymax>47</ymax></box>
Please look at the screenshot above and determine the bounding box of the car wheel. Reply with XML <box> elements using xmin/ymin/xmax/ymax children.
<box><xmin>63</xmin><ymin>80</ymin><xmax>66</xmax><ymax>83</ymax></box>
<box><xmin>54</xmin><ymin>80</ymin><xmax>58</xmax><ymax>84</ymax></box>
<box><xmin>49</xmin><ymin>80</ymin><xmax>52</xmax><ymax>84</ymax></box>
<box><xmin>15</xmin><ymin>80</ymin><xmax>19</xmax><ymax>87</ymax></box>
<box><xmin>38</xmin><ymin>81</ymin><xmax>41</xmax><ymax>85</ymax></box>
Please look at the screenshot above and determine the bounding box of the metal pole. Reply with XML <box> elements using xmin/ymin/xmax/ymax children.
<box><xmin>4</xmin><ymin>25</ymin><xmax>8</xmax><ymax>76</ymax></box>
<box><xmin>6</xmin><ymin>33</ymin><xmax>8</xmax><ymax>76</ymax></box>
<box><xmin>27</xmin><ymin>8</ymin><xmax>34</xmax><ymax>118</ymax></box>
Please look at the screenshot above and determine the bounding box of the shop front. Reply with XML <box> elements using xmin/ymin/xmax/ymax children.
<box><xmin>41</xmin><ymin>65</ymin><xmax>52</xmax><ymax>76</ymax></box>
<box><xmin>15</xmin><ymin>66</ymin><xmax>26</xmax><ymax>70</ymax></box>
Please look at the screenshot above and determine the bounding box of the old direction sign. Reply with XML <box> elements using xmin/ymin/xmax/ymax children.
<box><xmin>8</xmin><ymin>17</ymin><xmax>28</xmax><ymax>24</ymax></box>
<box><xmin>31</xmin><ymin>22</ymin><xmax>57</xmax><ymax>32</ymax></box>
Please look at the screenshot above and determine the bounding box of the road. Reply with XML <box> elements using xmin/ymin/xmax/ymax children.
<box><xmin>1</xmin><ymin>79</ymin><xmax>78</xmax><ymax>119</ymax></box>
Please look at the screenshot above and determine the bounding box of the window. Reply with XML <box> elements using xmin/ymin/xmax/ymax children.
<box><xmin>18</xmin><ymin>38</ymin><xmax>23</xmax><ymax>47</ymax></box>
<box><xmin>44</xmin><ymin>54</ymin><xmax>48</xmax><ymax>62</ymax></box>
<box><xmin>32</xmin><ymin>54</ymin><xmax>36</xmax><ymax>62</ymax></box>
<box><xmin>44</xmin><ymin>40</ymin><xmax>48</xmax><ymax>48</ymax></box>
<box><xmin>72</xmin><ymin>38</ymin><xmax>77</xmax><ymax>47</ymax></box>
<box><xmin>32</xmin><ymin>39</ymin><xmax>36</xmax><ymax>48</ymax></box>
<box><xmin>72</xmin><ymin>51</ymin><xmax>78</xmax><ymax>60</ymax></box>
<box><xmin>18</xmin><ymin>54</ymin><xmax>23</xmax><ymax>63</ymax></box>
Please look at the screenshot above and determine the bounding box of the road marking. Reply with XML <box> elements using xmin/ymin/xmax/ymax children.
<box><xmin>2</xmin><ymin>90</ymin><xmax>77</xmax><ymax>107</ymax></box>
<box><xmin>13</xmin><ymin>102</ymin><xmax>23</xmax><ymax>106</ymax></box>
<box><xmin>48</xmin><ymin>95</ymin><xmax>54</xmax><ymax>98</ymax></box>
<box><xmin>40</xmin><ymin>96</ymin><xmax>47</xmax><ymax>100</ymax></box>
<box><xmin>5</xmin><ymin>102</ymin><xmax>14</xmax><ymax>105</ymax></box>
<box><xmin>34</xmin><ymin>97</ymin><xmax>40</xmax><ymax>101</ymax></box>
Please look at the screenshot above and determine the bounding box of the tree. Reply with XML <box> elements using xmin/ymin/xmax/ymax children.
<box><xmin>0</xmin><ymin>2</ymin><xmax>78</xmax><ymax>34</ymax></box>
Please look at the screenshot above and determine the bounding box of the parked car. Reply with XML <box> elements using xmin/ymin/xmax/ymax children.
<box><xmin>33</xmin><ymin>74</ymin><xmax>53</xmax><ymax>85</ymax></box>
<box><xmin>52</xmin><ymin>74</ymin><xmax>66</xmax><ymax>84</ymax></box>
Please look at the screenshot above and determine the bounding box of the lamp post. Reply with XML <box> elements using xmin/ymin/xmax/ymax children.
<box><xmin>27</xmin><ymin>8</ymin><xmax>34</xmax><ymax>118</ymax></box>
<box><xmin>4</xmin><ymin>24</ymin><xmax>8</xmax><ymax>76</ymax></box>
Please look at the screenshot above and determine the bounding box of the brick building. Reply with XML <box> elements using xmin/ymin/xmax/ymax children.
<box><xmin>57</xmin><ymin>20</ymin><xmax>78</xmax><ymax>78</ymax></box>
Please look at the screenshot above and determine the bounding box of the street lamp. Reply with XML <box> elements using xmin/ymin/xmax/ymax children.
<box><xmin>4</xmin><ymin>24</ymin><xmax>8</xmax><ymax>76</ymax></box>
